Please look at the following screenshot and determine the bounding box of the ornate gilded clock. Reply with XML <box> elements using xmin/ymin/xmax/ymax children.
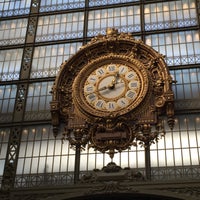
<box><xmin>50</xmin><ymin>28</ymin><xmax>174</xmax><ymax>157</ymax></box>
<box><xmin>72</xmin><ymin>55</ymin><xmax>149</xmax><ymax>120</ymax></box>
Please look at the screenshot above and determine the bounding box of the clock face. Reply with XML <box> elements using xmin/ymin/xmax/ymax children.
<box><xmin>72</xmin><ymin>57</ymin><xmax>149</xmax><ymax>119</ymax></box>
<box><xmin>84</xmin><ymin>64</ymin><xmax>141</xmax><ymax>112</ymax></box>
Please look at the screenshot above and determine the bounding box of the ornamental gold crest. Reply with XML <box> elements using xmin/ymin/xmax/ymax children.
<box><xmin>50</xmin><ymin>28</ymin><xmax>174</xmax><ymax>158</ymax></box>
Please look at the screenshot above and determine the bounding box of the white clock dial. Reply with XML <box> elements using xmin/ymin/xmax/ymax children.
<box><xmin>98</xmin><ymin>75</ymin><xmax>125</xmax><ymax>99</ymax></box>
<box><xmin>82</xmin><ymin>63</ymin><xmax>144</xmax><ymax>113</ymax></box>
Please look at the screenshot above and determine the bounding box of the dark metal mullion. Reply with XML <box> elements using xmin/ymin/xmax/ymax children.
<box><xmin>1</xmin><ymin>0</ymin><xmax>41</xmax><ymax>191</ymax></box>
<box><xmin>194</xmin><ymin>115</ymin><xmax>200</xmax><ymax>165</ymax></box>
<box><xmin>73</xmin><ymin>0</ymin><xmax>89</xmax><ymax>184</ymax></box>
<box><xmin>74</xmin><ymin>146</ymin><xmax>81</xmax><ymax>184</ymax></box>
<box><xmin>140</xmin><ymin>0</ymin><xmax>151</xmax><ymax>180</ymax></box>
<box><xmin>83</xmin><ymin>0</ymin><xmax>89</xmax><ymax>45</ymax></box>
<box><xmin>195</xmin><ymin>0</ymin><xmax>200</xmax><ymax>28</ymax></box>
<box><xmin>140</xmin><ymin>0</ymin><xmax>145</xmax><ymax>42</ymax></box>
<box><xmin>145</xmin><ymin>144</ymin><xmax>151</xmax><ymax>180</ymax></box>
<box><xmin>2</xmin><ymin>126</ymin><xmax>23</xmax><ymax>190</ymax></box>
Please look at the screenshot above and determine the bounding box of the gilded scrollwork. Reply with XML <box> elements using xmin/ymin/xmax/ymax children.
<box><xmin>50</xmin><ymin>28</ymin><xmax>175</xmax><ymax>158</ymax></box>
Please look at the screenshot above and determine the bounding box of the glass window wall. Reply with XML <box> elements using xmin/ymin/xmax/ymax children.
<box><xmin>24</xmin><ymin>82</ymin><xmax>53</xmax><ymax>121</ymax></box>
<box><xmin>87</xmin><ymin>5</ymin><xmax>141</xmax><ymax>37</ymax></box>
<box><xmin>31</xmin><ymin>43</ymin><xmax>82</xmax><ymax>78</ymax></box>
<box><xmin>36</xmin><ymin>12</ymin><xmax>84</xmax><ymax>42</ymax></box>
<box><xmin>144</xmin><ymin>0</ymin><xmax>197</xmax><ymax>31</ymax></box>
<box><xmin>0</xmin><ymin>0</ymin><xmax>31</xmax><ymax>17</ymax></box>
<box><xmin>0</xmin><ymin>85</ymin><xmax>17</xmax><ymax>123</ymax></box>
<box><xmin>0</xmin><ymin>0</ymin><xmax>199</xmax><ymax>188</ymax></box>
<box><xmin>39</xmin><ymin>0</ymin><xmax>85</xmax><ymax>12</ymax></box>
<box><xmin>145</xmin><ymin>31</ymin><xmax>200</xmax><ymax>66</ymax></box>
<box><xmin>0</xmin><ymin>49</ymin><xmax>23</xmax><ymax>81</ymax></box>
<box><xmin>0</xmin><ymin>18</ymin><xmax>28</xmax><ymax>46</ymax></box>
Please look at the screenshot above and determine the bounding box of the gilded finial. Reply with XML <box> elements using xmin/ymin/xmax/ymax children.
<box><xmin>106</xmin><ymin>28</ymin><xmax>118</xmax><ymax>36</ymax></box>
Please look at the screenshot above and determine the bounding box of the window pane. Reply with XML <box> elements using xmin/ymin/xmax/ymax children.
<box><xmin>145</xmin><ymin>0</ymin><xmax>197</xmax><ymax>31</ymax></box>
<box><xmin>0</xmin><ymin>18</ymin><xmax>27</xmax><ymax>46</ymax></box>
<box><xmin>36</xmin><ymin>13</ymin><xmax>84</xmax><ymax>42</ymax></box>
<box><xmin>40</xmin><ymin>0</ymin><xmax>84</xmax><ymax>12</ymax></box>
<box><xmin>88</xmin><ymin>5</ymin><xmax>141</xmax><ymax>37</ymax></box>
<box><xmin>31</xmin><ymin>43</ymin><xmax>82</xmax><ymax>78</ymax></box>
<box><xmin>0</xmin><ymin>0</ymin><xmax>31</xmax><ymax>17</ymax></box>
<box><xmin>0</xmin><ymin>49</ymin><xmax>23</xmax><ymax>81</ymax></box>
<box><xmin>25</xmin><ymin>82</ymin><xmax>53</xmax><ymax>121</ymax></box>
<box><xmin>0</xmin><ymin>85</ymin><xmax>17</xmax><ymax>123</ymax></box>
<box><xmin>145</xmin><ymin>31</ymin><xmax>200</xmax><ymax>66</ymax></box>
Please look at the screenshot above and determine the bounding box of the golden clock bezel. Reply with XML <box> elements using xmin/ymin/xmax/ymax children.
<box><xmin>72</xmin><ymin>54</ymin><xmax>149</xmax><ymax>119</ymax></box>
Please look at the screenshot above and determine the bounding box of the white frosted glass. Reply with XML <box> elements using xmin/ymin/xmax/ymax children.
<box><xmin>191</xmin><ymin>148</ymin><xmax>200</xmax><ymax>165</ymax></box>
<box><xmin>16</xmin><ymin>159</ymin><xmax>24</xmax><ymax>174</ymax></box>
<box><xmin>182</xmin><ymin>149</ymin><xmax>191</xmax><ymax>165</ymax></box>
<box><xmin>31</xmin><ymin>158</ymin><xmax>39</xmax><ymax>173</ymax></box>
<box><xmin>60</xmin><ymin>156</ymin><xmax>68</xmax><ymax>172</ymax></box>
<box><xmin>174</xmin><ymin>149</ymin><xmax>183</xmax><ymax>165</ymax></box>
<box><xmin>24</xmin><ymin>158</ymin><xmax>31</xmax><ymax>173</ymax></box>
<box><xmin>38</xmin><ymin>157</ymin><xmax>46</xmax><ymax>173</ymax></box>
<box><xmin>40</xmin><ymin>141</ymin><xmax>48</xmax><ymax>156</ymax></box>
<box><xmin>150</xmin><ymin>151</ymin><xmax>158</xmax><ymax>167</ymax></box>
<box><xmin>53</xmin><ymin>156</ymin><xmax>61</xmax><ymax>172</ymax></box>
<box><xmin>47</xmin><ymin>140</ymin><xmax>55</xmax><ymax>155</ymax></box>
<box><xmin>68</xmin><ymin>156</ymin><xmax>75</xmax><ymax>171</ymax></box>
<box><xmin>166</xmin><ymin>150</ymin><xmax>174</xmax><ymax>166</ymax></box>
<box><xmin>0</xmin><ymin>160</ymin><xmax>5</xmax><ymax>175</ymax></box>
<box><xmin>165</xmin><ymin>133</ymin><xmax>173</xmax><ymax>149</ymax></box>
<box><xmin>158</xmin><ymin>150</ymin><xmax>166</xmax><ymax>166</ymax></box>
<box><xmin>46</xmin><ymin>157</ymin><xmax>53</xmax><ymax>172</ymax></box>
<box><xmin>137</xmin><ymin>151</ymin><xmax>145</xmax><ymax>167</ymax></box>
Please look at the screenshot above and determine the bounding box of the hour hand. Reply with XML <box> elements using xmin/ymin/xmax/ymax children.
<box><xmin>98</xmin><ymin>84</ymin><xmax>115</xmax><ymax>92</ymax></box>
<box><xmin>97</xmin><ymin>86</ymin><xmax>108</xmax><ymax>91</ymax></box>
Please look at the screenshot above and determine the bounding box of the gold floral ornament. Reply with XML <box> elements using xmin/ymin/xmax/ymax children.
<box><xmin>50</xmin><ymin>28</ymin><xmax>175</xmax><ymax>158</ymax></box>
